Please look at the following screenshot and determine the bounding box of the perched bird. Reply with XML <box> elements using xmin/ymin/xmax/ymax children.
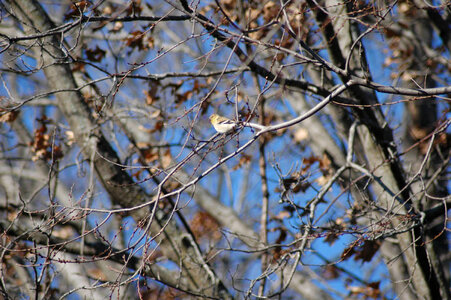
<box><xmin>209</xmin><ymin>113</ymin><xmax>238</xmax><ymax>133</ymax></box>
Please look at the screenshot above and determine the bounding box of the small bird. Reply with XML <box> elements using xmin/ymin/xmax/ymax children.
<box><xmin>209</xmin><ymin>113</ymin><xmax>238</xmax><ymax>133</ymax></box>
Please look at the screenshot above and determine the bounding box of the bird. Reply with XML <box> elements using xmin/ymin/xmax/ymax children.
<box><xmin>209</xmin><ymin>113</ymin><xmax>238</xmax><ymax>133</ymax></box>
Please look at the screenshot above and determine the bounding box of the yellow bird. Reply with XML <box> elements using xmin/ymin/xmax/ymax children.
<box><xmin>209</xmin><ymin>113</ymin><xmax>237</xmax><ymax>133</ymax></box>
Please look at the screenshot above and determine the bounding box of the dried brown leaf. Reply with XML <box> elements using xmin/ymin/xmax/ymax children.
<box><xmin>161</xmin><ymin>149</ymin><xmax>172</xmax><ymax>169</ymax></box>
<box><xmin>190</xmin><ymin>211</ymin><xmax>222</xmax><ymax>241</ymax></box>
<box><xmin>232</xmin><ymin>153</ymin><xmax>252</xmax><ymax>170</ymax></box>
<box><xmin>0</xmin><ymin>110</ymin><xmax>19</xmax><ymax>123</ymax></box>
<box><xmin>322</xmin><ymin>265</ymin><xmax>340</xmax><ymax>279</ymax></box>
<box><xmin>85</xmin><ymin>46</ymin><xmax>106</xmax><ymax>62</ymax></box>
